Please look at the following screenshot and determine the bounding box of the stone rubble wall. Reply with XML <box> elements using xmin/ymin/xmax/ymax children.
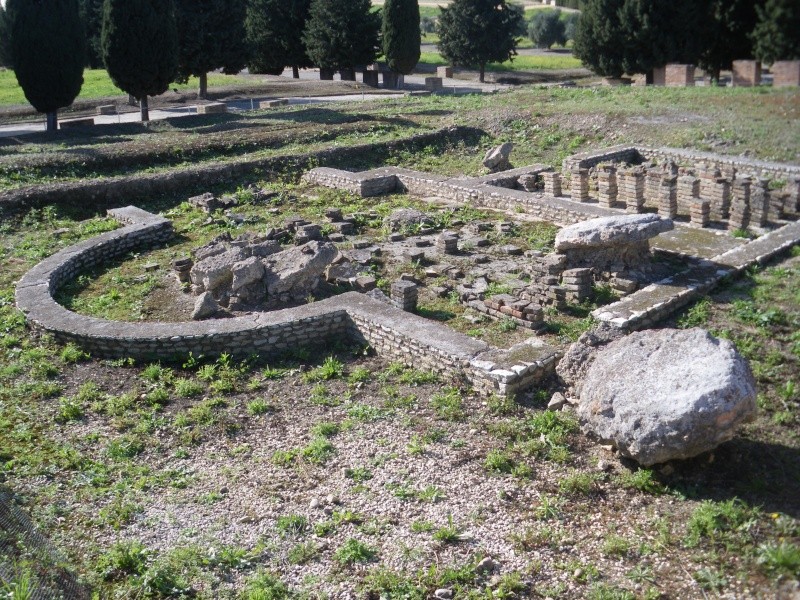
<box><xmin>15</xmin><ymin>206</ymin><xmax>559</xmax><ymax>398</ymax></box>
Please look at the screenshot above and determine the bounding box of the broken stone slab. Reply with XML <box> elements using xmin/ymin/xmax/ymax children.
<box><xmin>231</xmin><ymin>256</ymin><xmax>265</xmax><ymax>292</ymax></box>
<box><xmin>482</xmin><ymin>142</ymin><xmax>513</xmax><ymax>172</ymax></box>
<box><xmin>191</xmin><ymin>247</ymin><xmax>246</xmax><ymax>292</ymax></box>
<box><xmin>554</xmin><ymin>214</ymin><xmax>673</xmax><ymax>252</ymax></box>
<box><xmin>577</xmin><ymin>328</ymin><xmax>757</xmax><ymax>466</ymax></box>
<box><xmin>385</xmin><ymin>208</ymin><xmax>434</xmax><ymax>232</ymax></box>
<box><xmin>192</xmin><ymin>292</ymin><xmax>219</xmax><ymax>320</ymax></box>
<box><xmin>264</xmin><ymin>240</ymin><xmax>338</xmax><ymax>297</ymax></box>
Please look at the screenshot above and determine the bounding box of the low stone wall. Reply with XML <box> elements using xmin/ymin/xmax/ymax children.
<box><xmin>304</xmin><ymin>165</ymin><xmax>619</xmax><ymax>227</ymax></box>
<box><xmin>562</xmin><ymin>146</ymin><xmax>641</xmax><ymax>172</ymax></box>
<box><xmin>638</xmin><ymin>146</ymin><xmax>800</xmax><ymax>182</ymax></box>
<box><xmin>0</xmin><ymin>126</ymin><xmax>483</xmax><ymax>214</ymax></box>
<box><xmin>15</xmin><ymin>206</ymin><xmax>560</xmax><ymax>398</ymax></box>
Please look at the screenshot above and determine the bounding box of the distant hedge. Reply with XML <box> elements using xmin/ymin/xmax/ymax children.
<box><xmin>554</xmin><ymin>0</ymin><xmax>582</xmax><ymax>9</ymax></box>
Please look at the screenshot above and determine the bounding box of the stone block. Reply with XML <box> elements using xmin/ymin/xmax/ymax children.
<box><xmin>362</xmin><ymin>71</ymin><xmax>379</xmax><ymax>87</ymax></box>
<box><xmin>772</xmin><ymin>61</ymin><xmax>800</xmax><ymax>88</ymax></box>
<box><xmin>425</xmin><ymin>77</ymin><xmax>443</xmax><ymax>91</ymax></box>
<box><xmin>319</xmin><ymin>68</ymin><xmax>335</xmax><ymax>80</ymax></box>
<box><xmin>437</xmin><ymin>66</ymin><xmax>453</xmax><ymax>78</ymax></box>
<box><xmin>732</xmin><ymin>60</ymin><xmax>761</xmax><ymax>87</ymax></box>
<box><xmin>258</xmin><ymin>99</ymin><xmax>289</xmax><ymax>108</ymax></box>
<box><xmin>96</xmin><ymin>104</ymin><xmax>116</xmax><ymax>115</ymax></box>
<box><xmin>651</xmin><ymin>66</ymin><xmax>666</xmax><ymax>86</ymax></box>
<box><xmin>665</xmin><ymin>64</ymin><xmax>695</xmax><ymax>87</ymax></box>
<box><xmin>339</xmin><ymin>68</ymin><xmax>356</xmax><ymax>81</ymax></box>
<box><xmin>382</xmin><ymin>72</ymin><xmax>403</xmax><ymax>89</ymax></box>
<box><xmin>60</xmin><ymin>117</ymin><xmax>95</xmax><ymax>129</ymax></box>
<box><xmin>196</xmin><ymin>102</ymin><xmax>227</xmax><ymax>115</ymax></box>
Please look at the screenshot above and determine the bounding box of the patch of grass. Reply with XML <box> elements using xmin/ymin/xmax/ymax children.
<box><xmin>300</xmin><ymin>437</ymin><xmax>335</xmax><ymax>464</ymax></box>
<box><xmin>311</xmin><ymin>421</ymin><xmax>341</xmax><ymax>438</ymax></box>
<box><xmin>247</xmin><ymin>399</ymin><xmax>273</xmax><ymax>416</ymax></box>
<box><xmin>303</xmin><ymin>356</ymin><xmax>345</xmax><ymax>382</ymax></box>
<box><xmin>287</xmin><ymin>541</ymin><xmax>320</xmax><ymax>565</ymax></box>
<box><xmin>241</xmin><ymin>570</ymin><xmax>292</xmax><ymax>600</ymax></box>
<box><xmin>755</xmin><ymin>540</ymin><xmax>800</xmax><ymax>577</ymax></box>
<box><xmin>173</xmin><ymin>378</ymin><xmax>205</xmax><ymax>398</ymax></box>
<box><xmin>616</xmin><ymin>468</ymin><xmax>665</xmax><ymax>494</ymax></box>
<box><xmin>56</xmin><ymin>397</ymin><xmax>84</xmax><ymax>423</ymax></box>
<box><xmin>678</xmin><ymin>297</ymin><xmax>712</xmax><ymax>328</ymax></box>
<box><xmin>276</xmin><ymin>514</ymin><xmax>308</xmax><ymax>537</ymax></box>
<box><xmin>334</xmin><ymin>538</ymin><xmax>377</xmax><ymax>565</ymax></box>
<box><xmin>559</xmin><ymin>470</ymin><xmax>602</xmax><ymax>496</ymax></box>
<box><xmin>432</xmin><ymin>515</ymin><xmax>462</xmax><ymax>544</ymax></box>
<box><xmin>684</xmin><ymin>498</ymin><xmax>758</xmax><ymax>548</ymax></box>
<box><xmin>430</xmin><ymin>387</ymin><xmax>464</xmax><ymax>421</ymax></box>
<box><xmin>484</xmin><ymin>448</ymin><xmax>516</xmax><ymax>474</ymax></box>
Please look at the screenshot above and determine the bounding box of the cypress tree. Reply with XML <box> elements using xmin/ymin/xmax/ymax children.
<box><xmin>382</xmin><ymin>0</ymin><xmax>421</xmax><ymax>76</ymax></box>
<box><xmin>6</xmin><ymin>0</ymin><xmax>86</xmax><ymax>132</ymax></box>
<box><xmin>0</xmin><ymin>5</ymin><xmax>11</xmax><ymax>68</ymax></box>
<box><xmin>79</xmin><ymin>0</ymin><xmax>104</xmax><ymax>68</ymax></box>
<box><xmin>176</xmin><ymin>0</ymin><xmax>249</xmax><ymax>98</ymax></box>
<box><xmin>101</xmin><ymin>0</ymin><xmax>179</xmax><ymax>122</ymax></box>
<box><xmin>752</xmin><ymin>0</ymin><xmax>800</xmax><ymax>64</ymax></box>
<box><xmin>436</xmin><ymin>0</ymin><xmax>524</xmax><ymax>83</ymax></box>
<box><xmin>573</xmin><ymin>0</ymin><xmax>626</xmax><ymax>78</ymax></box>
<box><xmin>246</xmin><ymin>0</ymin><xmax>312</xmax><ymax>77</ymax></box>
<box><xmin>302</xmin><ymin>0</ymin><xmax>380</xmax><ymax>72</ymax></box>
<box><xmin>697</xmin><ymin>0</ymin><xmax>763</xmax><ymax>83</ymax></box>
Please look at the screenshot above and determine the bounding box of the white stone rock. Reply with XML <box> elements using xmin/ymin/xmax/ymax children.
<box><xmin>482</xmin><ymin>142</ymin><xmax>513</xmax><ymax>171</ymax></box>
<box><xmin>231</xmin><ymin>256</ymin><xmax>265</xmax><ymax>291</ymax></box>
<box><xmin>578</xmin><ymin>328</ymin><xmax>757</xmax><ymax>466</ymax></box>
<box><xmin>554</xmin><ymin>214</ymin><xmax>673</xmax><ymax>251</ymax></box>
<box><xmin>191</xmin><ymin>292</ymin><xmax>219</xmax><ymax>320</ymax></box>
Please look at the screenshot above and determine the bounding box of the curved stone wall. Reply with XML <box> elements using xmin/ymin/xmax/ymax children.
<box><xmin>15</xmin><ymin>206</ymin><xmax>560</xmax><ymax>397</ymax></box>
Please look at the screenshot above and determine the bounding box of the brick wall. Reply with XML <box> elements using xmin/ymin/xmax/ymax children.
<box><xmin>732</xmin><ymin>61</ymin><xmax>762</xmax><ymax>87</ymax></box>
<box><xmin>772</xmin><ymin>61</ymin><xmax>800</xmax><ymax>88</ymax></box>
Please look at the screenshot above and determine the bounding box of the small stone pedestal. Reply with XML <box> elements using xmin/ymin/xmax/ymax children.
<box><xmin>597</xmin><ymin>165</ymin><xmax>618</xmax><ymax>208</ymax></box>
<box><xmin>772</xmin><ymin>61</ymin><xmax>800</xmax><ymax>87</ymax></box>
<box><xmin>658</xmin><ymin>177</ymin><xmax>678</xmax><ymax>219</ymax></box>
<box><xmin>319</xmin><ymin>68</ymin><xmax>335</xmax><ymax>80</ymax></box>
<box><xmin>436</xmin><ymin>231</ymin><xmax>459</xmax><ymax>255</ymax></box>
<box><xmin>619</xmin><ymin>167</ymin><xmax>644</xmax><ymax>213</ymax></box>
<box><xmin>173</xmin><ymin>257</ymin><xmax>194</xmax><ymax>284</ymax></box>
<box><xmin>391</xmin><ymin>280</ymin><xmax>418</xmax><ymax>312</ymax></box>
<box><xmin>732</xmin><ymin>60</ymin><xmax>762</xmax><ymax>87</ymax></box>
<box><xmin>543</xmin><ymin>172</ymin><xmax>562</xmax><ymax>197</ymax></box>
<box><xmin>437</xmin><ymin>66</ymin><xmax>453</xmax><ymax>78</ymax></box>
<box><xmin>197</xmin><ymin>102</ymin><xmax>227</xmax><ymax>114</ymax></box>
<box><xmin>749</xmin><ymin>178</ymin><xmax>770</xmax><ymax>227</ymax></box>
<box><xmin>677</xmin><ymin>175</ymin><xmax>700</xmax><ymax>215</ymax></box>
<box><xmin>571</xmin><ymin>167</ymin><xmax>590</xmax><ymax>202</ymax></box>
<box><xmin>729</xmin><ymin>178</ymin><xmax>751</xmax><ymax>231</ymax></box>
<box><xmin>339</xmin><ymin>68</ymin><xmax>356</xmax><ymax>81</ymax></box>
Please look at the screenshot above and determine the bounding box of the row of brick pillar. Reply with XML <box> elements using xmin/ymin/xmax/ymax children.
<box><xmin>552</xmin><ymin>167</ymin><xmax>800</xmax><ymax>231</ymax></box>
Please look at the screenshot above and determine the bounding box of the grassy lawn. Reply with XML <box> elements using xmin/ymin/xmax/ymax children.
<box><xmin>0</xmin><ymin>68</ymin><xmax>254</xmax><ymax>106</ymax></box>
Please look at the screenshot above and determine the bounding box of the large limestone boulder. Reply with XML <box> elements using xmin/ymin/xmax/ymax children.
<box><xmin>554</xmin><ymin>214</ymin><xmax>673</xmax><ymax>252</ymax></box>
<box><xmin>264</xmin><ymin>241</ymin><xmax>338</xmax><ymax>297</ymax></box>
<box><xmin>578</xmin><ymin>328</ymin><xmax>757</xmax><ymax>466</ymax></box>
<box><xmin>190</xmin><ymin>247</ymin><xmax>246</xmax><ymax>292</ymax></box>
<box><xmin>482</xmin><ymin>142</ymin><xmax>513</xmax><ymax>172</ymax></box>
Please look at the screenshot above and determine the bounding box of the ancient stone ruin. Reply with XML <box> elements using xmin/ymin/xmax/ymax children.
<box><xmin>15</xmin><ymin>143</ymin><xmax>800</xmax><ymax>465</ymax></box>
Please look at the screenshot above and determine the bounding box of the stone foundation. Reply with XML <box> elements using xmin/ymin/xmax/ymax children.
<box><xmin>732</xmin><ymin>60</ymin><xmax>761</xmax><ymax>87</ymax></box>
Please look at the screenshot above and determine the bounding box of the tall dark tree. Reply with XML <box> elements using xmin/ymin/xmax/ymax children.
<box><xmin>752</xmin><ymin>0</ymin><xmax>800</xmax><ymax>64</ymax></box>
<box><xmin>573</xmin><ymin>0</ymin><xmax>626</xmax><ymax>77</ymax></box>
<box><xmin>0</xmin><ymin>4</ymin><xmax>11</xmax><ymax>68</ymax></box>
<box><xmin>382</xmin><ymin>0</ymin><xmax>421</xmax><ymax>76</ymax></box>
<box><xmin>528</xmin><ymin>9</ymin><xmax>566</xmax><ymax>49</ymax></box>
<box><xmin>79</xmin><ymin>0</ymin><xmax>104</xmax><ymax>68</ymax></box>
<box><xmin>436</xmin><ymin>0</ymin><xmax>524</xmax><ymax>83</ymax></box>
<box><xmin>6</xmin><ymin>0</ymin><xmax>86</xmax><ymax>132</ymax></box>
<box><xmin>696</xmin><ymin>0</ymin><xmax>762</xmax><ymax>83</ymax></box>
<box><xmin>302</xmin><ymin>0</ymin><xmax>380</xmax><ymax>72</ymax></box>
<box><xmin>101</xmin><ymin>0</ymin><xmax>179</xmax><ymax>122</ymax></box>
<box><xmin>575</xmin><ymin>0</ymin><xmax>705</xmax><ymax>79</ymax></box>
<box><xmin>246</xmin><ymin>0</ymin><xmax>312</xmax><ymax>77</ymax></box>
<box><xmin>176</xmin><ymin>0</ymin><xmax>248</xmax><ymax>98</ymax></box>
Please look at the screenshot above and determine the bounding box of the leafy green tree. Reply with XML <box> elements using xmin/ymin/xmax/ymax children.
<box><xmin>6</xmin><ymin>0</ymin><xmax>86</xmax><ymax>132</ymax></box>
<box><xmin>246</xmin><ymin>0</ymin><xmax>312</xmax><ymax>77</ymax></box>
<box><xmin>79</xmin><ymin>0</ymin><xmax>104</xmax><ymax>68</ymax></box>
<box><xmin>697</xmin><ymin>0</ymin><xmax>763</xmax><ymax>83</ymax></box>
<box><xmin>302</xmin><ymin>0</ymin><xmax>380</xmax><ymax>72</ymax></box>
<box><xmin>436</xmin><ymin>0</ymin><xmax>524</xmax><ymax>82</ymax></box>
<box><xmin>382</xmin><ymin>0</ymin><xmax>421</xmax><ymax>76</ymax></box>
<box><xmin>752</xmin><ymin>0</ymin><xmax>800</xmax><ymax>64</ymax></box>
<box><xmin>176</xmin><ymin>0</ymin><xmax>249</xmax><ymax>97</ymax></box>
<box><xmin>528</xmin><ymin>9</ymin><xmax>566</xmax><ymax>49</ymax></box>
<box><xmin>101</xmin><ymin>0</ymin><xmax>179</xmax><ymax>122</ymax></box>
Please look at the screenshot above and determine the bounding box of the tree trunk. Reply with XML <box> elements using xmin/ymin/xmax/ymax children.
<box><xmin>45</xmin><ymin>111</ymin><xmax>58</xmax><ymax>133</ymax></box>
<box><xmin>140</xmin><ymin>96</ymin><xmax>149</xmax><ymax>122</ymax></box>
<box><xmin>479</xmin><ymin>64</ymin><xmax>485</xmax><ymax>83</ymax></box>
<box><xmin>199</xmin><ymin>73</ymin><xmax>208</xmax><ymax>99</ymax></box>
<box><xmin>292</xmin><ymin>65</ymin><xmax>299</xmax><ymax>79</ymax></box>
